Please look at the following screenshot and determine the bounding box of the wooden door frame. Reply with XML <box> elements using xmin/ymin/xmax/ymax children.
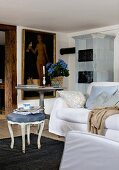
<box><xmin>0</xmin><ymin>24</ymin><xmax>17</xmax><ymax>115</ymax></box>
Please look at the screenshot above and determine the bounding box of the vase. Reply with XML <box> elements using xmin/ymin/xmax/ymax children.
<box><xmin>51</xmin><ymin>76</ymin><xmax>64</xmax><ymax>87</ymax></box>
<box><xmin>32</xmin><ymin>79</ymin><xmax>40</xmax><ymax>86</ymax></box>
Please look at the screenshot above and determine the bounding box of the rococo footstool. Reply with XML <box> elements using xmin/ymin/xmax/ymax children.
<box><xmin>7</xmin><ymin>112</ymin><xmax>45</xmax><ymax>153</ymax></box>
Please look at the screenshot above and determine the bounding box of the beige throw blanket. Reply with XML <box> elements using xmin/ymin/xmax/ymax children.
<box><xmin>88</xmin><ymin>106</ymin><xmax>119</xmax><ymax>135</ymax></box>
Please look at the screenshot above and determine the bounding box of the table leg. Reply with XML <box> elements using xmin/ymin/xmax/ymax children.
<box><xmin>8</xmin><ymin>122</ymin><xmax>14</xmax><ymax>149</ymax></box>
<box><xmin>39</xmin><ymin>92</ymin><xmax>44</xmax><ymax>112</ymax></box>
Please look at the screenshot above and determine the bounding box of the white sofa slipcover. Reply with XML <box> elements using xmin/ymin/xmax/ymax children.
<box><xmin>49</xmin><ymin>82</ymin><xmax>119</xmax><ymax>142</ymax></box>
<box><xmin>60</xmin><ymin>131</ymin><xmax>119</xmax><ymax>170</ymax></box>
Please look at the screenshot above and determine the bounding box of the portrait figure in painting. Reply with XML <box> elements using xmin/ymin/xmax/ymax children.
<box><xmin>26</xmin><ymin>34</ymin><xmax>49</xmax><ymax>85</ymax></box>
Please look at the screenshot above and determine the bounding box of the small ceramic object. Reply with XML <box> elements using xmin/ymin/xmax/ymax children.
<box><xmin>22</xmin><ymin>103</ymin><xmax>31</xmax><ymax>110</ymax></box>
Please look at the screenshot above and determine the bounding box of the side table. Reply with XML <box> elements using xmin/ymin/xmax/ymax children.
<box><xmin>16</xmin><ymin>85</ymin><xmax>63</xmax><ymax>114</ymax></box>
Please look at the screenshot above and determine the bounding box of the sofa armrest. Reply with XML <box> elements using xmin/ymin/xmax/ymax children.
<box><xmin>44</xmin><ymin>97</ymin><xmax>68</xmax><ymax>115</ymax></box>
<box><xmin>44</xmin><ymin>98</ymin><xmax>57</xmax><ymax>115</ymax></box>
<box><xmin>60</xmin><ymin>131</ymin><xmax>119</xmax><ymax>170</ymax></box>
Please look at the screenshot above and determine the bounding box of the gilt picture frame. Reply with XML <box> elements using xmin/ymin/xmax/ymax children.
<box><xmin>22</xmin><ymin>29</ymin><xmax>56</xmax><ymax>99</ymax></box>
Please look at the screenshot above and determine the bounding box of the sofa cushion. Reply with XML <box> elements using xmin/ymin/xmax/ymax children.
<box><xmin>57</xmin><ymin>91</ymin><xmax>86</xmax><ymax>108</ymax></box>
<box><xmin>107</xmin><ymin>91</ymin><xmax>119</xmax><ymax>107</ymax></box>
<box><xmin>87</xmin><ymin>82</ymin><xmax>119</xmax><ymax>96</ymax></box>
<box><xmin>86</xmin><ymin>86</ymin><xmax>117</xmax><ymax>109</ymax></box>
<box><xmin>92</xmin><ymin>92</ymin><xmax>110</xmax><ymax>108</ymax></box>
<box><xmin>56</xmin><ymin>108</ymin><xmax>119</xmax><ymax>131</ymax></box>
<box><xmin>105</xmin><ymin>114</ymin><xmax>119</xmax><ymax>131</ymax></box>
<box><xmin>56</xmin><ymin>108</ymin><xmax>91</xmax><ymax>124</ymax></box>
<box><xmin>91</xmin><ymin>91</ymin><xmax>119</xmax><ymax>108</ymax></box>
<box><xmin>7</xmin><ymin>112</ymin><xmax>45</xmax><ymax>123</ymax></box>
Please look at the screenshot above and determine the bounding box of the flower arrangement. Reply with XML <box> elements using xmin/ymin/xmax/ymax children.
<box><xmin>46</xmin><ymin>59</ymin><xmax>69</xmax><ymax>78</ymax></box>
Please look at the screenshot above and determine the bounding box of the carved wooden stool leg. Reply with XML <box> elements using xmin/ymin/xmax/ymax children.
<box><xmin>27</xmin><ymin>124</ymin><xmax>30</xmax><ymax>145</ymax></box>
<box><xmin>8</xmin><ymin>122</ymin><xmax>14</xmax><ymax>149</ymax></box>
<box><xmin>21</xmin><ymin>124</ymin><xmax>26</xmax><ymax>153</ymax></box>
<box><xmin>37</xmin><ymin>121</ymin><xmax>45</xmax><ymax>149</ymax></box>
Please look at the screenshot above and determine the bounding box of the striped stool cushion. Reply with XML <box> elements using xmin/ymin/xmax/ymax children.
<box><xmin>7</xmin><ymin>112</ymin><xmax>45</xmax><ymax>123</ymax></box>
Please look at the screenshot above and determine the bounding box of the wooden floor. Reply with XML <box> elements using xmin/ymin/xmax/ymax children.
<box><xmin>0</xmin><ymin>119</ymin><xmax>64</xmax><ymax>141</ymax></box>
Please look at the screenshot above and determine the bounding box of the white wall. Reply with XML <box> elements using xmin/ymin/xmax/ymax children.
<box><xmin>56</xmin><ymin>33</ymin><xmax>71</xmax><ymax>88</ymax></box>
<box><xmin>17</xmin><ymin>26</ymin><xmax>71</xmax><ymax>110</ymax></box>
<box><xmin>16</xmin><ymin>25</ymin><xmax>119</xmax><ymax>112</ymax></box>
<box><xmin>67</xmin><ymin>36</ymin><xmax>76</xmax><ymax>90</ymax></box>
<box><xmin>114</xmin><ymin>32</ymin><xmax>119</xmax><ymax>81</ymax></box>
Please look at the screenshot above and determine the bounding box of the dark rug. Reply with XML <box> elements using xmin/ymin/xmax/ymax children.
<box><xmin>0</xmin><ymin>134</ymin><xmax>64</xmax><ymax>170</ymax></box>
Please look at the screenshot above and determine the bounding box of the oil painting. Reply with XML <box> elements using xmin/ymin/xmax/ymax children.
<box><xmin>22</xmin><ymin>29</ymin><xmax>56</xmax><ymax>99</ymax></box>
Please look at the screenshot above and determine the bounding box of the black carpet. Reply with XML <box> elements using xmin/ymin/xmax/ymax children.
<box><xmin>0</xmin><ymin>134</ymin><xmax>64</xmax><ymax>170</ymax></box>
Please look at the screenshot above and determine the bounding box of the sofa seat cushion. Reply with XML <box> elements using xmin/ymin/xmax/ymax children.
<box><xmin>105</xmin><ymin>114</ymin><xmax>119</xmax><ymax>131</ymax></box>
<box><xmin>56</xmin><ymin>108</ymin><xmax>91</xmax><ymax>124</ymax></box>
<box><xmin>56</xmin><ymin>108</ymin><xmax>119</xmax><ymax>131</ymax></box>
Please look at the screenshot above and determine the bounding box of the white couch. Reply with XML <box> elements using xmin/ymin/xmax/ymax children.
<box><xmin>60</xmin><ymin>131</ymin><xmax>119</xmax><ymax>170</ymax></box>
<box><xmin>49</xmin><ymin>82</ymin><xmax>119</xmax><ymax>142</ymax></box>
